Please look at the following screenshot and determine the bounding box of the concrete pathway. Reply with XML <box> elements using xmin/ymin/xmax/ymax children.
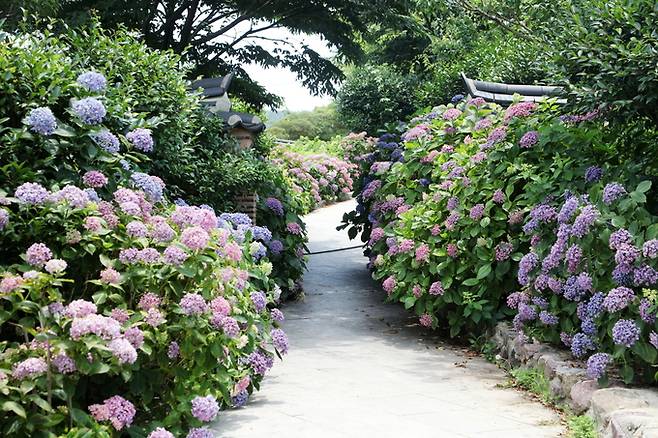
<box><xmin>213</xmin><ymin>200</ymin><xmax>565</xmax><ymax>438</ymax></box>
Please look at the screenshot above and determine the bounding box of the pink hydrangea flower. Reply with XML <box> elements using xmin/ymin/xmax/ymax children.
<box><xmin>82</xmin><ymin>171</ymin><xmax>108</xmax><ymax>188</ymax></box>
<box><xmin>100</xmin><ymin>267</ymin><xmax>121</xmax><ymax>284</ymax></box>
<box><xmin>26</xmin><ymin>242</ymin><xmax>52</xmax><ymax>267</ymax></box>
<box><xmin>89</xmin><ymin>395</ymin><xmax>136</xmax><ymax>430</ymax></box>
<box><xmin>181</xmin><ymin>226</ymin><xmax>209</xmax><ymax>250</ymax></box>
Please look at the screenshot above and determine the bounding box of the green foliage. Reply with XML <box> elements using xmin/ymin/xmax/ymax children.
<box><xmin>42</xmin><ymin>0</ymin><xmax>411</xmax><ymax>109</ymax></box>
<box><xmin>552</xmin><ymin>0</ymin><xmax>658</xmax><ymax>126</ymax></box>
<box><xmin>336</xmin><ymin>64</ymin><xmax>418</xmax><ymax>134</ymax></box>
<box><xmin>567</xmin><ymin>415</ymin><xmax>597</xmax><ymax>438</ymax></box>
<box><xmin>269</xmin><ymin>105</ymin><xmax>347</xmax><ymax>141</ymax></box>
<box><xmin>286</xmin><ymin>136</ymin><xmax>344</xmax><ymax>157</ymax></box>
<box><xmin>510</xmin><ymin>367</ymin><xmax>555</xmax><ymax>404</ymax></box>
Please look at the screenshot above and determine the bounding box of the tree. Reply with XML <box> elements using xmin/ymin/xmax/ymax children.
<box><xmin>269</xmin><ymin>104</ymin><xmax>346</xmax><ymax>140</ymax></box>
<box><xmin>20</xmin><ymin>0</ymin><xmax>409</xmax><ymax>109</ymax></box>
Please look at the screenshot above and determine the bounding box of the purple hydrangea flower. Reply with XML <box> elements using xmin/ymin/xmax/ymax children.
<box><xmin>271</xmin><ymin>308</ymin><xmax>285</xmax><ymax>322</ymax></box>
<box><xmin>615</xmin><ymin>243</ymin><xmax>640</xmax><ymax>266</ymax></box>
<box><xmin>191</xmin><ymin>395</ymin><xmax>219</xmax><ymax>422</ymax></box>
<box><xmin>586</xmin><ymin>353</ymin><xmax>612</xmax><ymax>379</ymax></box>
<box><xmin>469</xmin><ymin>204</ymin><xmax>485</xmax><ymax>220</ymax></box>
<box><xmin>492</xmin><ymin>189</ymin><xmax>505</xmax><ymax>204</ymax></box>
<box><xmin>271</xmin><ymin>328</ymin><xmax>289</xmax><ymax>354</ymax></box>
<box><xmin>88</xmin><ymin>395</ymin><xmax>135</xmax><ymax>431</ymax></box>
<box><xmin>571</xmin><ymin>333</ymin><xmax>596</xmax><ymax>358</ymax></box>
<box><xmin>220</xmin><ymin>316</ymin><xmax>240</xmax><ymax>338</ymax></box>
<box><xmin>126</xmin><ymin>128</ymin><xmax>154</xmax><ymax>152</ymax></box>
<box><xmin>53</xmin><ymin>353</ymin><xmax>76</xmax><ymax>374</ymax></box>
<box><xmin>602</xmin><ymin>183</ymin><xmax>626</xmax><ymax>205</ymax></box>
<box><xmin>232</xmin><ymin>390</ymin><xmax>249</xmax><ymax>408</ymax></box>
<box><xmin>609</xmin><ymin>229</ymin><xmax>633</xmax><ymax>250</ymax></box>
<box><xmin>557</xmin><ymin>196</ymin><xmax>579</xmax><ymax>224</ymax></box>
<box><xmin>187</xmin><ymin>428</ymin><xmax>214</xmax><ymax>438</ymax></box>
<box><xmin>248</xmin><ymin>350</ymin><xmax>274</xmax><ymax>375</ymax></box>
<box><xmin>268</xmin><ymin>239</ymin><xmax>284</xmax><ymax>255</ymax></box>
<box><xmin>179</xmin><ymin>293</ymin><xmax>208</xmax><ymax>315</ymax></box>
<box><xmin>108</xmin><ymin>338</ymin><xmax>138</xmax><ymax>364</ymax></box>
<box><xmin>643</xmin><ymin>240</ymin><xmax>658</xmax><ymax>259</ymax></box>
<box><xmin>167</xmin><ymin>341</ymin><xmax>180</xmax><ymax>359</ymax></box>
<box><xmin>163</xmin><ymin>246</ymin><xmax>188</xmax><ymax>266</ymax></box>
<box><xmin>92</xmin><ymin>130</ymin><xmax>120</xmax><ymax>153</ymax></box>
<box><xmin>77</xmin><ymin>71</ymin><xmax>107</xmax><ymax>92</ymax></box>
<box><xmin>518</xmin><ymin>253</ymin><xmax>539</xmax><ymax>286</ymax></box>
<box><xmin>603</xmin><ymin>287</ymin><xmax>635</xmax><ymax>312</ymax></box>
<box><xmin>131</xmin><ymin>172</ymin><xmax>163</xmax><ymax>202</ymax></box>
<box><xmin>72</xmin><ymin>97</ymin><xmax>106</xmax><ymax>124</ymax></box>
<box><xmin>12</xmin><ymin>357</ymin><xmax>48</xmax><ymax>379</ymax></box>
<box><xmin>634</xmin><ymin>264</ymin><xmax>658</xmax><ymax>287</ymax></box>
<box><xmin>612</xmin><ymin>319</ymin><xmax>640</xmax><ymax>347</ymax></box>
<box><xmin>571</xmin><ymin>205</ymin><xmax>599</xmax><ymax>238</ymax></box>
<box><xmin>265</xmin><ymin>197</ymin><xmax>284</xmax><ymax>216</ymax></box>
<box><xmin>250</xmin><ymin>291</ymin><xmax>267</xmax><ymax>312</ymax></box>
<box><xmin>147</xmin><ymin>427</ymin><xmax>175</xmax><ymax>438</ymax></box>
<box><xmin>639</xmin><ymin>298</ymin><xmax>656</xmax><ymax>324</ymax></box>
<box><xmin>519</xmin><ymin>131</ymin><xmax>539</xmax><ymax>148</ymax></box>
<box><xmin>26</xmin><ymin>242</ymin><xmax>53</xmax><ymax>267</ymax></box>
<box><xmin>27</xmin><ymin>107</ymin><xmax>57</xmax><ymax>135</ymax></box>
<box><xmin>584</xmin><ymin>166</ymin><xmax>603</xmax><ymax>183</ymax></box>
<box><xmin>15</xmin><ymin>182</ymin><xmax>49</xmax><ymax>205</ymax></box>
<box><xmin>539</xmin><ymin>311</ymin><xmax>558</xmax><ymax>325</ymax></box>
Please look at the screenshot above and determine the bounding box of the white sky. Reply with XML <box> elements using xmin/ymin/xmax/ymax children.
<box><xmin>239</xmin><ymin>29</ymin><xmax>336</xmax><ymax>112</ymax></box>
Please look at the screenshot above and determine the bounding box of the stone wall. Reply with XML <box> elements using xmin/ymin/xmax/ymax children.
<box><xmin>490</xmin><ymin>322</ymin><xmax>658</xmax><ymax>437</ymax></box>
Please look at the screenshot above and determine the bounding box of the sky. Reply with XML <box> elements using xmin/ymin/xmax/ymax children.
<box><xmin>240</xmin><ymin>29</ymin><xmax>336</xmax><ymax>113</ymax></box>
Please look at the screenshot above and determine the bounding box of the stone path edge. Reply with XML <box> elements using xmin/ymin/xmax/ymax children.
<box><xmin>490</xmin><ymin>322</ymin><xmax>658</xmax><ymax>438</ymax></box>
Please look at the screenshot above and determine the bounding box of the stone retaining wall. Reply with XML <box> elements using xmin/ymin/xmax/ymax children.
<box><xmin>490</xmin><ymin>322</ymin><xmax>658</xmax><ymax>437</ymax></box>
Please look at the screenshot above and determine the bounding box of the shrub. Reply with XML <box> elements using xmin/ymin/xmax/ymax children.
<box><xmin>271</xmin><ymin>148</ymin><xmax>355</xmax><ymax>213</ymax></box>
<box><xmin>510</xmin><ymin>180</ymin><xmax>658</xmax><ymax>383</ymax></box>
<box><xmin>338</xmin><ymin>132</ymin><xmax>377</xmax><ymax>179</ymax></box>
<box><xmin>344</xmin><ymin>97</ymin><xmax>613</xmax><ymax>337</ymax></box>
<box><xmin>0</xmin><ymin>23</ymin><xmax>298</xmax><ymax>435</ymax></box>
<box><xmin>0</xmin><ymin>182</ymin><xmax>286</xmax><ymax>436</ymax></box>
<box><xmin>256</xmin><ymin>169</ymin><xmax>309</xmax><ymax>301</ymax></box>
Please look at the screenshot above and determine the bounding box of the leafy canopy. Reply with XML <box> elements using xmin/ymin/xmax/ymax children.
<box><xmin>7</xmin><ymin>0</ymin><xmax>411</xmax><ymax>109</ymax></box>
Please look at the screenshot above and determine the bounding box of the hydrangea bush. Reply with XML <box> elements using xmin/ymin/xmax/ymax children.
<box><xmin>271</xmin><ymin>147</ymin><xmax>355</xmax><ymax>213</ymax></box>
<box><xmin>510</xmin><ymin>180</ymin><xmax>658</xmax><ymax>383</ymax></box>
<box><xmin>0</xmin><ymin>182</ymin><xmax>289</xmax><ymax>436</ymax></box>
<box><xmin>343</xmin><ymin>97</ymin><xmax>611</xmax><ymax>337</ymax></box>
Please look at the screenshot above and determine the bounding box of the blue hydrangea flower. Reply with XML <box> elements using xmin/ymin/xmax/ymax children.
<box><xmin>76</xmin><ymin>71</ymin><xmax>107</xmax><ymax>92</ymax></box>
<box><xmin>92</xmin><ymin>130</ymin><xmax>120</xmax><ymax>153</ymax></box>
<box><xmin>131</xmin><ymin>172</ymin><xmax>163</xmax><ymax>202</ymax></box>
<box><xmin>27</xmin><ymin>107</ymin><xmax>57</xmax><ymax>135</ymax></box>
<box><xmin>450</xmin><ymin>94</ymin><xmax>465</xmax><ymax>103</ymax></box>
<box><xmin>72</xmin><ymin>97</ymin><xmax>106</xmax><ymax>125</ymax></box>
<box><xmin>231</xmin><ymin>390</ymin><xmax>249</xmax><ymax>408</ymax></box>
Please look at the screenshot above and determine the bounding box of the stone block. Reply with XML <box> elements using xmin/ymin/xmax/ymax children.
<box><xmin>570</xmin><ymin>380</ymin><xmax>599</xmax><ymax>414</ymax></box>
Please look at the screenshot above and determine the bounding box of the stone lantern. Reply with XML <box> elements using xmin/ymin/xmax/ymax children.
<box><xmin>190</xmin><ymin>74</ymin><xmax>266</xmax><ymax>221</ymax></box>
